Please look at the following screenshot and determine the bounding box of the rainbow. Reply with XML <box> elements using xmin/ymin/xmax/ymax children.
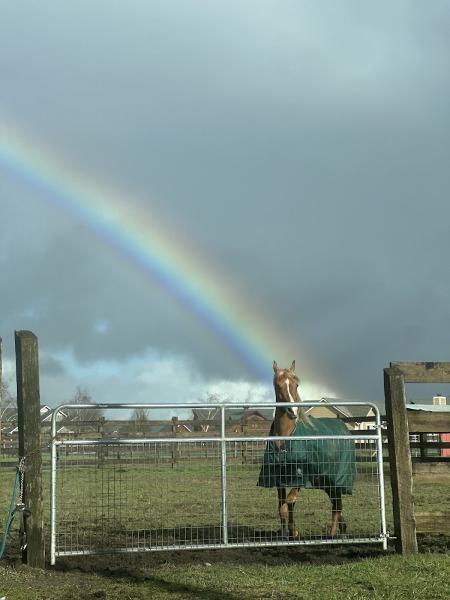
<box><xmin>0</xmin><ymin>121</ymin><xmax>319</xmax><ymax>384</ymax></box>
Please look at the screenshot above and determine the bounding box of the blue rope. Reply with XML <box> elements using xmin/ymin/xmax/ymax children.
<box><xmin>0</xmin><ymin>466</ymin><xmax>20</xmax><ymax>560</ymax></box>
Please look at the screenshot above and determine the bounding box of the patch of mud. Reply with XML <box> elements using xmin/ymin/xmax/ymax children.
<box><xmin>54</xmin><ymin>543</ymin><xmax>390</xmax><ymax>577</ymax></box>
<box><xmin>52</xmin><ymin>534</ymin><xmax>449</xmax><ymax>577</ymax></box>
<box><xmin>417</xmin><ymin>534</ymin><xmax>450</xmax><ymax>554</ymax></box>
<box><xmin>3</xmin><ymin>530</ymin><xmax>448</xmax><ymax>576</ymax></box>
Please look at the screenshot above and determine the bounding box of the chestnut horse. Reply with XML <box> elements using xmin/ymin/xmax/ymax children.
<box><xmin>258</xmin><ymin>360</ymin><xmax>351</xmax><ymax>539</ymax></box>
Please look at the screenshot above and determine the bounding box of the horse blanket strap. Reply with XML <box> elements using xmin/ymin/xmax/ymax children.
<box><xmin>257</xmin><ymin>417</ymin><xmax>356</xmax><ymax>494</ymax></box>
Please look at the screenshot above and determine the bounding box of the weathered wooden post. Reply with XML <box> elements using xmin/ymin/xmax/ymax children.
<box><xmin>0</xmin><ymin>336</ymin><xmax>3</xmax><ymax>454</ymax></box>
<box><xmin>15</xmin><ymin>330</ymin><xmax>45</xmax><ymax>567</ymax></box>
<box><xmin>385</xmin><ymin>361</ymin><xmax>450</xmax><ymax>553</ymax></box>
<box><xmin>384</xmin><ymin>367</ymin><xmax>417</xmax><ymax>554</ymax></box>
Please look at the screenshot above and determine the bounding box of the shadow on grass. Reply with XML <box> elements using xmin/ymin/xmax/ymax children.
<box><xmin>133</xmin><ymin>574</ymin><xmax>245</xmax><ymax>600</ymax></box>
<box><xmin>56</xmin><ymin>522</ymin><xmax>386</xmax><ymax>551</ymax></box>
<box><xmin>54</xmin><ymin>523</ymin><xmax>393</xmax><ymax>577</ymax></box>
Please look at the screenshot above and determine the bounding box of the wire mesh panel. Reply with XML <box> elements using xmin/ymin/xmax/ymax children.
<box><xmin>54</xmin><ymin>440</ymin><xmax>223</xmax><ymax>556</ymax></box>
<box><xmin>50</xmin><ymin>401</ymin><xmax>387</xmax><ymax>563</ymax></box>
<box><xmin>226</xmin><ymin>438</ymin><xmax>384</xmax><ymax>545</ymax></box>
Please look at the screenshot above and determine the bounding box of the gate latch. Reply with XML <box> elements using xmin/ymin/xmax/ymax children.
<box><xmin>14</xmin><ymin>503</ymin><xmax>31</xmax><ymax>551</ymax></box>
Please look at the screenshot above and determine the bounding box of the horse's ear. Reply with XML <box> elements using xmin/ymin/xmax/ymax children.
<box><xmin>273</xmin><ymin>360</ymin><xmax>278</xmax><ymax>373</ymax></box>
<box><xmin>290</xmin><ymin>360</ymin><xmax>296</xmax><ymax>372</ymax></box>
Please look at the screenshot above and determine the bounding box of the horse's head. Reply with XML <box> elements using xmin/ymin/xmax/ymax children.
<box><xmin>272</xmin><ymin>360</ymin><xmax>300</xmax><ymax>420</ymax></box>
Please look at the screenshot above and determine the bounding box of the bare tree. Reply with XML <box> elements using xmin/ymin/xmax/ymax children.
<box><xmin>0</xmin><ymin>378</ymin><xmax>17</xmax><ymax>449</ymax></box>
<box><xmin>130</xmin><ymin>408</ymin><xmax>150</xmax><ymax>436</ymax></box>
<box><xmin>69</xmin><ymin>386</ymin><xmax>104</xmax><ymax>423</ymax></box>
<box><xmin>0</xmin><ymin>340</ymin><xmax>17</xmax><ymax>449</ymax></box>
<box><xmin>192</xmin><ymin>393</ymin><xmax>223</xmax><ymax>432</ymax></box>
<box><xmin>0</xmin><ymin>378</ymin><xmax>15</xmax><ymax>413</ymax></box>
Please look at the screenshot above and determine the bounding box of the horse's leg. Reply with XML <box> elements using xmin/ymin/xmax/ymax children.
<box><xmin>287</xmin><ymin>488</ymin><xmax>299</xmax><ymax>539</ymax></box>
<box><xmin>277</xmin><ymin>487</ymin><xmax>288</xmax><ymax>537</ymax></box>
<box><xmin>326</xmin><ymin>487</ymin><xmax>345</xmax><ymax>537</ymax></box>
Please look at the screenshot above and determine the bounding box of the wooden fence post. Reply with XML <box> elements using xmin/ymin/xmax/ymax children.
<box><xmin>0</xmin><ymin>336</ymin><xmax>3</xmax><ymax>454</ymax></box>
<box><xmin>384</xmin><ymin>367</ymin><xmax>418</xmax><ymax>554</ymax></box>
<box><xmin>15</xmin><ymin>330</ymin><xmax>45</xmax><ymax>567</ymax></box>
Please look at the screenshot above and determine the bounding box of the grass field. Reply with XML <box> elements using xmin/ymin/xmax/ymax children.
<box><xmin>1</xmin><ymin>446</ymin><xmax>449</xmax><ymax>600</ymax></box>
<box><xmin>1</xmin><ymin>552</ymin><xmax>449</xmax><ymax>599</ymax></box>
<box><xmin>1</xmin><ymin>447</ymin><xmax>449</xmax><ymax>555</ymax></box>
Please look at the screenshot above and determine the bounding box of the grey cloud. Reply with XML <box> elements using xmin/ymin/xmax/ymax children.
<box><xmin>1</xmin><ymin>1</ymin><xmax>450</xmax><ymax>404</ymax></box>
<box><xmin>40</xmin><ymin>354</ymin><xmax>66</xmax><ymax>376</ymax></box>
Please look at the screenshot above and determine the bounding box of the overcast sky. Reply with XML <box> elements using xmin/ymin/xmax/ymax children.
<box><xmin>1</xmin><ymin>2</ymin><xmax>450</xmax><ymax>410</ymax></box>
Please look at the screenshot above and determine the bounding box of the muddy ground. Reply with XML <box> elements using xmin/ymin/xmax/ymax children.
<box><xmin>51</xmin><ymin>534</ymin><xmax>449</xmax><ymax>576</ymax></box>
<box><xmin>3</xmin><ymin>530</ymin><xmax>449</xmax><ymax>575</ymax></box>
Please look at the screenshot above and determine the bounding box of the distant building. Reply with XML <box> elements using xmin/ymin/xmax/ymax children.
<box><xmin>407</xmin><ymin>396</ymin><xmax>450</xmax><ymax>458</ymax></box>
<box><xmin>192</xmin><ymin>408</ymin><xmax>221</xmax><ymax>432</ymax></box>
<box><xmin>305</xmin><ymin>398</ymin><xmax>376</xmax><ymax>430</ymax></box>
<box><xmin>6</xmin><ymin>405</ymin><xmax>68</xmax><ymax>435</ymax></box>
<box><xmin>433</xmin><ymin>394</ymin><xmax>447</xmax><ymax>407</ymax></box>
<box><xmin>192</xmin><ymin>407</ymin><xmax>273</xmax><ymax>433</ymax></box>
<box><xmin>226</xmin><ymin>408</ymin><xmax>274</xmax><ymax>434</ymax></box>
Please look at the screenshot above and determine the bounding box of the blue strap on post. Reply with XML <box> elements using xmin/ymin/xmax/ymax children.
<box><xmin>0</xmin><ymin>466</ymin><xmax>21</xmax><ymax>560</ymax></box>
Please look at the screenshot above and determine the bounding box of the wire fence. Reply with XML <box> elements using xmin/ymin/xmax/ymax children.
<box><xmin>50</xmin><ymin>402</ymin><xmax>387</xmax><ymax>563</ymax></box>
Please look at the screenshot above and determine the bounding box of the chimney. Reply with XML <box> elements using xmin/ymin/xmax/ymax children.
<box><xmin>433</xmin><ymin>394</ymin><xmax>447</xmax><ymax>406</ymax></box>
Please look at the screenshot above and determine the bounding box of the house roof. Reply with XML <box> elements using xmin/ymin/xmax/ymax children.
<box><xmin>5</xmin><ymin>406</ymin><xmax>68</xmax><ymax>433</ymax></box>
<box><xmin>56</xmin><ymin>426</ymin><xmax>75</xmax><ymax>434</ymax></box>
<box><xmin>226</xmin><ymin>408</ymin><xmax>274</xmax><ymax>422</ymax></box>
<box><xmin>192</xmin><ymin>407</ymin><xmax>274</xmax><ymax>422</ymax></box>
<box><xmin>149</xmin><ymin>423</ymin><xmax>173</xmax><ymax>433</ymax></box>
<box><xmin>407</xmin><ymin>404</ymin><xmax>450</xmax><ymax>412</ymax></box>
<box><xmin>305</xmin><ymin>398</ymin><xmax>375</xmax><ymax>420</ymax></box>
<box><xmin>41</xmin><ymin>407</ymin><xmax>68</xmax><ymax>422</ymax></box>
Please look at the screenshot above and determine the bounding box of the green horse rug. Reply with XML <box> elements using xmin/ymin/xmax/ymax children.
<box><xmin>257</xmin><ymin>417</ymin><xmax>356</xmax><ymax>493</ymax></box>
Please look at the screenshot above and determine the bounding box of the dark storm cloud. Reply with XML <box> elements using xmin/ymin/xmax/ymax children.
<box><xmin>1</xmin><ymin>1</ymin><xmax>450</xmax><ymax>402</ymax></box>
<box><xmin>40</xmin><ymin>354</ymin><xmax>66</xmax><ymax>376</ymax></box>
<box><xmin>0</xmin><ymin>211</ymin><xmax>247</xmax><ymax>380</ymax></box>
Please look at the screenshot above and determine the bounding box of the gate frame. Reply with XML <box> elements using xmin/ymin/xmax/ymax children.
<box><xmin>50</xmin><ymin>400</ymin><xmax>388</xmax><ymax>565</ymax></box>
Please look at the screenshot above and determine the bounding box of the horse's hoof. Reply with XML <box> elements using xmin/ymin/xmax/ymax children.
<box><xmin>289</xmin><ymin>530</ymin><xmax>299</xmax><ymax>540</ymax></box>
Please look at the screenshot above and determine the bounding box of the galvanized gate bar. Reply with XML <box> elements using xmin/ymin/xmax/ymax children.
<box><xmin>220</xmin><ymin>406</ymin><xmax>228</xmax><ymax>544</ymax></box>
<box><xmin>53</xmin><ymin>434</ymin><xmax>381</xmax><ymax>445</ymax></box>
<box><xmin>50</xmin><ymin>401</ymin><xmax>388</xmax><ymax>564</ymax></box>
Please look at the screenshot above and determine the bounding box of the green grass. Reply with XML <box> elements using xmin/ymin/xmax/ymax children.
<box><xmin>0</xmin><ymin>553</ymin><xmax>449</xmax><ymax>599</ymax></box>
<box><xmin>1</xmin><ymin>456</ymin><xmax>449</xmax><ymax>555</ymax></box>
<box><xmin>1</xmin><ymin>456</ymin><xmax>449</xmax><ymax>599</ymax></box>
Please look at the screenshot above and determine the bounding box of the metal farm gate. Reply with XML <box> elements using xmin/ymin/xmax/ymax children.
<box><xmin>50</xmin><ymin>402</ymin><xmax>388</xmax><ymax>564</ymax></box>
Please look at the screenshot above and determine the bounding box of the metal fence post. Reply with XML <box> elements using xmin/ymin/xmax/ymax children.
<box><xmin>220</xmin><ymin>406</ymin><xmax>228</xmax><ymax>544</ymax></box>
<box><xmin>50</xmin><ymin>413</ymin><xmax>58</xmax><ymax>566</ymax></box>
<box><xmin>373</xmin><ymin>405</ymin><xmax>388</xmax><ymax>550</ymax></box>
